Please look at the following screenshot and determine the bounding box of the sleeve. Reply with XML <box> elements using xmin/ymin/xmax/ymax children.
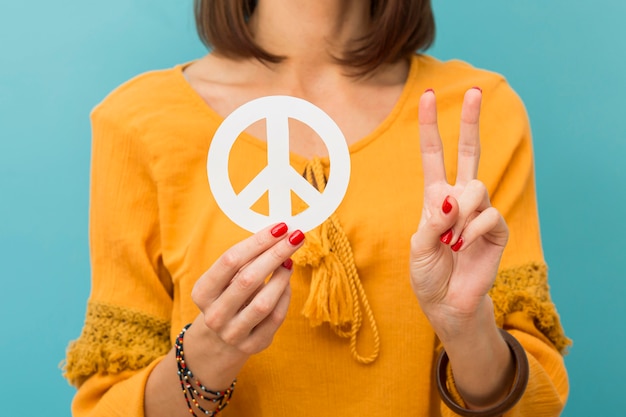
<box><xmin>62</xmin><ymin>103</ymin><xmax>174</xmax><ymax>417</ymax></box>
<box><xmin>440</xmin><ymin>79</ymin><xmax>571</xmax><ymax>416</ymax></box>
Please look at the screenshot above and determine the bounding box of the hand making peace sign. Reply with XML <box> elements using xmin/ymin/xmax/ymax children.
<box><xmin>410</xmin><ymin>88</ymin><xmax>509</xmax><ymax>340</ymax></box>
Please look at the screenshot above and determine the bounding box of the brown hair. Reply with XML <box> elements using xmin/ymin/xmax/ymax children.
<box><xmin>194</xmin><ymin>0</ymin><xmax>435</xmax><ymax>76</ymax></box>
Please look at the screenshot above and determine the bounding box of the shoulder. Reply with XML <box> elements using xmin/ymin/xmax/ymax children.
<box><xmin>407</xmin><ymin>55</ymin><xmax>532</xmax><ymax>178</ymax></box>
<box><xmin>414</xmin><ymin>55</ymin><xmax>504</xmax><ymax>89</ymax></box>
<box><xmin>411</xmin><ymin>54</ymin><xmax>529</xmax><ymax>134</ymax></box>
<box><xmin>414</xmin><ymin>54</ymin><xmax>526</xmax><ymax>114</ymax></box>
<box><xmin>91</xmin><ymin>65</ymin><xmax>198</xmax><ymax>132</ymax></box>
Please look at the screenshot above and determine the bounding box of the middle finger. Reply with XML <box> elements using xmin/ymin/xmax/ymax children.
<box><xmin>455</xmin><ymin>88</ymin><xmax>482</xmax><ymax>186</ymax></box>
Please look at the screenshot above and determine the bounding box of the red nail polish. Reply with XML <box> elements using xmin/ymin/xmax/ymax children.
<box><xmin>282</xmin><ymin>258</ymin><xmax>293</xmax><ymax>270</ymax></box>
<box><xmin>288</xmin><ymin>230</ymin><xmax>305</xmax><ymax>245</ymax></box>
<box><xmin>271</xmin><ymin>222</ymin><xmax>288</xmax><ymax>238</ymax></box>
<box><xmin>442</xmin><ymin>196</ymin><xmax>453</xmax><ymax>214</ymax></box>
<box><xmin>472</xmin><ymin>86</ymin><xmax>482</xmax><ymax>93</ymax></box>
<box><xmin>424</xmin><ymin>88</ymin><xmax>435</xmax><ymax>94</ymax></box>
<box><xmin>440</xmin><ymin>229</ymin><xmax>453</xmax><ymax>245</ymax></box>
<box><xmin>451</xmin><ymin>237</ymin><xmax>464</xmax><ymax>252</ymax></box>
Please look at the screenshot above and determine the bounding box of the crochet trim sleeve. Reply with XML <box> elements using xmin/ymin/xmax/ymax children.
<box><xmin>490</xmin><ymin>263</ymin><xmax>571</xmax><ymax>354</ymax></box>
<box><xmin>63</xmin><ymin>302</ymin><xmax>171</xmax><ymax>387</ymax></box>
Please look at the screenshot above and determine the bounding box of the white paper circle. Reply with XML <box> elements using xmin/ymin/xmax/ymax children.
<box><xmin>207</xmin><ymin>96</ymin><xmax>351</xmax><ymax>233</ymax></box>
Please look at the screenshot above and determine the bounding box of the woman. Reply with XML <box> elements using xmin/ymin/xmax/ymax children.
<box><xmin>64</xmin><ymin>0</ymin><xmax>570</xmax><ymax>416</ymax></box>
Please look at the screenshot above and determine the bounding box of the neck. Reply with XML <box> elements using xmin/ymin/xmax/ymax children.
<box><xmin>249</xmin><ymin>0</ymin><xmax>370</xmax><ymax>70</ymax></box>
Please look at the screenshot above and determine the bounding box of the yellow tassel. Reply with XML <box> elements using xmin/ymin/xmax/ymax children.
<box><xmin>302</xmin><ymin>248</ymin><xmax>354</xmax><ymax>327</ymax></box>
<box><xmin>295</xmin><ymin>220</ymin><xmax>355</xmax><ymax>328</ymax></box>
<box><xmin>293</xmin><ymin>158</ymin><xmax>380</xmax><ymax>364</ymax></box>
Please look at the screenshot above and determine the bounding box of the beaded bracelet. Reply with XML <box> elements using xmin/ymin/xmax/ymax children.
<box><xmin>175</xmin><ymin>324</ymin><xmax>236</xmax><ymax>416</ymax></box>
<box><xmin>436</xmin><ymin>329</ymin><xmax>529</xmax><ymax>417</ymax></box>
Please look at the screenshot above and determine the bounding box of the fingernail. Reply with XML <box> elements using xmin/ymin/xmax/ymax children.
<box><xmin>271</xmin><ymin>222</ymin><xmax>288</xmax><ymax>238</ymax></box>
<box><xmin>451</xmin><ymin>237</ymin><xmax>464</xmax><ymax>252</ymax></box>
<box><xmin>442</xmin><ymin>196</ymin><xmax>453</xmax><ymax>214</ymax></box>
<box><xmin>282</xmin><ymin>258</ymin><xmax>293</xmax><ymax>270</ymax></box>
<box><xmin>472</xmin><ymin>86</ymin><xmax>482</xmax><ymax>93</ymax></box>
<box><xmin>424</xmin><ymin>88</ymin><xmax>435</xmax><ymax>94</ymax></box>
<box><xmin>288</xmin><ymin>230</ymin><xmax>305</xmax><ymax>245</ymax></box>
<box><xmin>440</xmin><ymin>229</ymin><xmax>453</xmax><ymax>245</ymax></box>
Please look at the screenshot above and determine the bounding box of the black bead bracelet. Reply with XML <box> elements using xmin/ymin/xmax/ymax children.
<box><xmin>175</xmin><ymin>324</ymin><xmax>236</xmax><ymax>416</ymax></box>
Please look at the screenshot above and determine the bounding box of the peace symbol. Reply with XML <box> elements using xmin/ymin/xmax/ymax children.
<box><xmin>207</xmin><ymin>96</ymin><xmax>351</xmax><ymax>233</ymax></box>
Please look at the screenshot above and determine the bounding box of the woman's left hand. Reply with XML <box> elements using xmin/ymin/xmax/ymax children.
<box><xmin>410</xmin><ymin>88</ymin><xmax>509</xmax><ymax>341</ymax></box>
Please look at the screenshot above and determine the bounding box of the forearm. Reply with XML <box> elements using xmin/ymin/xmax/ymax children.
<box><xmin>145</xmin><ymin>316</ymin><xmax>247</xmax><ymax>417</ymax></box>
<box><xmin>433</xmin><ymin>297</ymin><xmax>515</xmax><ymax>409</ymax></box>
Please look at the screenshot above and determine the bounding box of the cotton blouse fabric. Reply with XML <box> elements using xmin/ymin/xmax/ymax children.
<box><xmin>64</xmin><ymin>54</ymin><xmax>570</xmax><ymax>416</ymax></box>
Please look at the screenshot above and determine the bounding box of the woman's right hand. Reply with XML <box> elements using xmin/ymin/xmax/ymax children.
<box><xmin>190</xmin><ymin>222</ymin><xmax>305</xmax><ymax>358</ymax></box>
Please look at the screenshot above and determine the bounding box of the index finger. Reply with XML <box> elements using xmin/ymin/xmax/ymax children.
<box><xmin>193</xmin><ymin>222</ymin><xmax>290</xmax><ymax>302</ymax></box>
<box><xmin>419</xmin><ymin>90</ymin><xmax>447</xmax><ymax>186</ymax></box>
<box><xmin>455</xmin><ymin>88</ymin><xmax>482</xmax><ymax>185</ymax></box>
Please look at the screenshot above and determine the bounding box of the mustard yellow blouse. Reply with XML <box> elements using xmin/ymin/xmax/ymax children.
<box><xmin>64</xmin><ymin>54</ymin><xmax>570</xmax><ymax>416</ymax></box>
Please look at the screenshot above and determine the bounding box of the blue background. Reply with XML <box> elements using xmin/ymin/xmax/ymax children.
<box><xmin>1</xmin><ymin>1</ymin><xmax>623</xmax><ymax>415</ymax></box>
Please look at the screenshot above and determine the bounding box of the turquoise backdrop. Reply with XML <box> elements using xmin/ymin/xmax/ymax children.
<box><xmin>1</xmin><ymin>1</ymin><xmax>623</xmax><ymax>415</ymax></box>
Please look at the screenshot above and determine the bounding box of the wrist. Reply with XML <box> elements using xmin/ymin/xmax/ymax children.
<box><xmin>426</xmin><ymin>296</ymin><xmax>496</xmax><ymax>347</ymax></box>
<box><xmin>184</xmin><ymin>317</ymin><xmax>249</xmax><ymax>388</ymax></box>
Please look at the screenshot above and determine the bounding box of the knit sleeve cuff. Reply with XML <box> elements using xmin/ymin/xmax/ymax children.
<box><xmin>489</xmin><ymin>263</ymin><xmax>570</xmax><ymax>353</ymax></box>
<box><xmin>63</xmin><ymin>301</ymin><xmax>171</xmax><ymax>387</ymax></box>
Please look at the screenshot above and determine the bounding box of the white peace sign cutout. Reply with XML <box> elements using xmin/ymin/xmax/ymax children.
<box><xmin>207</xmin><ymin>96</ymin><xmax>351</xmax><ymax>233</ymax></box>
